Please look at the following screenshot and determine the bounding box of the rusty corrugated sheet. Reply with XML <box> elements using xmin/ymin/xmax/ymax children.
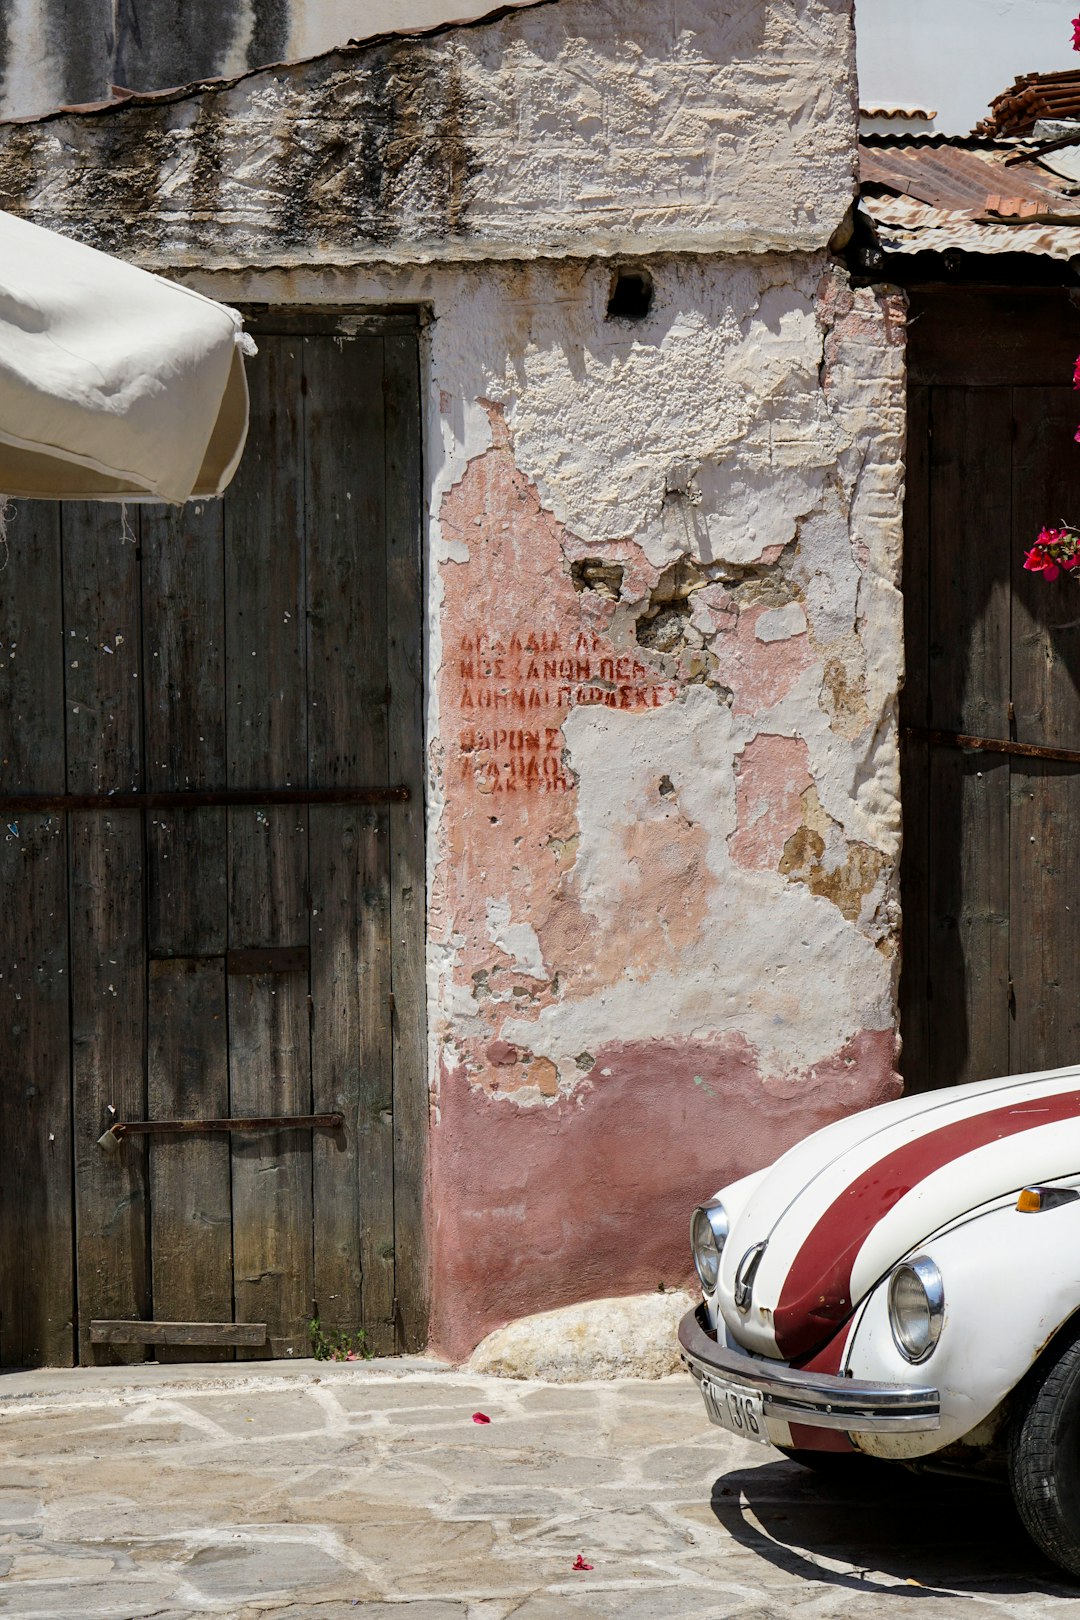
<box><xmin>864</xmin><ymin>193</ymin><xmax>1080</xmax><ymax>261</ymax></box>
<box><xmin>860</xmin><ymin>135</ymin><xmax>1080</xmax><ymax>257</ymax></box>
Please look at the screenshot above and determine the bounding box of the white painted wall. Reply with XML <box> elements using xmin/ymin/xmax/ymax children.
<box><xmin>288</xmin><ymin>0</ymin><xmax>542</xmax><ymax>55</ymax></box>
<box><xmin>856</xmin><ymin>0</ymin><xmax>1079</xmax><ymax>135</ymax></box>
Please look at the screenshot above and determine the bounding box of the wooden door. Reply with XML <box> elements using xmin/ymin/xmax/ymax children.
<box><xmin>902</xmin><ymin>287</ymin><xmax>1080</xmax><ymax>1092</ymax></box>
<box><xmin>0</xmin><ymin>310</ymin><xmax>427</xmax><ymax>1366</ymax></box>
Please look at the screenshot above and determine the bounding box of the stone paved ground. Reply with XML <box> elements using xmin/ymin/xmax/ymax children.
<box><xmin>1</xmin><ymin>1359</ymin><xmax>1079</xmax><ymax>1618</ymax></box>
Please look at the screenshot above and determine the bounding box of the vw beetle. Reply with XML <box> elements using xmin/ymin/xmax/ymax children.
<box><xmin>680</xmin><ymin>1064</ymin><xmax>1080</xmax><ymax>1577</ymax></box>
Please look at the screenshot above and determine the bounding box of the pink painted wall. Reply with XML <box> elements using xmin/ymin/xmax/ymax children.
<box><xmin>424</xmin><ymin>261</ymin><xmax>907</xmax><ymax>1357</ymax></box>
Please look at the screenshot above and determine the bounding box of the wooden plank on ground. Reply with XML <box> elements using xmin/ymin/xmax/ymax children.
<box><xmin>384</xmin><ymin>329</ymin><xmax>428</xmax><ymax>1351</ymax></box>
<box><xmin>225</xmin><ymin>334</ymin><xmax>314</xmax><ymax>1358</ymax></box>
<box><xmin>65</xmin><ymin>502</ymin><xmax>148</xmax><ymax>1364</ymax></box>
<box><xmin>0</xmin><ymin>500</ymin><xmax>74</xmax><ymax>1366</ymax></box>
<box><xmin>305</xmin><ymin>331</ymin><xmax>395</xmax><ymax>1354</ymax></box>
<box><xmin>1010</xmin><ymin>385</ymin><xmax>1080</xmax><ymax>1074</ymax></box>
<box><xmin>90</xmin><ymin>1320</ymin><xmax>266</xmax><ymax>1346</ymax></box>
<box><xmin>142</xmin><ymin>500</ymin><xmax>232</xmax><ymax>1364</ymax></box>
<box><xmin>925</xmin><ymin>388</ymin><xmax>1012</xmax><ymax>1090</ymax></box>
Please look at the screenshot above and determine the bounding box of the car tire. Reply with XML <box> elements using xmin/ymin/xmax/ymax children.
<box><xmin>1009</xmin><ymin>1321</ymin><xmax>1080</xmax><ymax>1577</ymax></box>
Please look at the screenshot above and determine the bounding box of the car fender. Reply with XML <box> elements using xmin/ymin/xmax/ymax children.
<box><xmin>844</xmin><ymin>1190</ymin><xmax>1080</xmax><ymax>1460</ymax></box>
<box><xmin>700</xmin><ymin>1167</ymin><xmax>770</xmax><ymax>1330</ymax></box>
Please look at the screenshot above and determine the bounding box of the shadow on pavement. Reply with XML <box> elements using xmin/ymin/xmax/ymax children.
<box><xmin>710</xmin><ymin>1455</ymin><xmax>1080</xmax><ymax>1600</ymax></box>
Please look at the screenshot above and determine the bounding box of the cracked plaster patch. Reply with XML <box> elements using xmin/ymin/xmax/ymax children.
<box><xmin>425</xmin><ymin>258</ymin><xmax>905</xmax><ymax>1098</ymax></box>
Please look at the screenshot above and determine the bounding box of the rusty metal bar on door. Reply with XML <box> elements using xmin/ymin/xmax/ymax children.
<box><xmin>902</xmin><ymin>726</ymin><xmax>1080</xmax><ymax>767</ymax></box>
<box><xmin>98</xmin><ymin>1113</ymin><xmax>345</xmax><ymax>1151</ymax></box>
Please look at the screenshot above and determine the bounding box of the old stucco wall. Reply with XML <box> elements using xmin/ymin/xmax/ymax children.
<box><xmin>0</xmin><ymin>0</ymin><xmax>906</xmax><ymax>1357</ymax></box>
<box><xmin>420</xmin><ymin>255</ymin><xmax>907</xmax><ymax>1355</ymax></box>
<box><xmin>0</xmin><ymin>0</ymin><xmax>856</xmax><ymax>263</ymax></box>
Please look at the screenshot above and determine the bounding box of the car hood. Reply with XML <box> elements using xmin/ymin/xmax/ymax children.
<box><xmin>716</xmin><ymin>1064</ymin><xmax>1080</xmax><ymax>1361</ymax></box>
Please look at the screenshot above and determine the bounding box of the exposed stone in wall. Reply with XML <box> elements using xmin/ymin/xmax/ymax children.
<box><xmin>0</xmin><ymin>0</ymin><xmax>857</xmax><ymax>265</ymax></box>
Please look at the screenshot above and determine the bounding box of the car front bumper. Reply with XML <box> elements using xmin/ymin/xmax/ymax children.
<box><xmin>679</xmin><ymin>1304</ymin><xmax>941</xmax><ymax>1436</ymax></box>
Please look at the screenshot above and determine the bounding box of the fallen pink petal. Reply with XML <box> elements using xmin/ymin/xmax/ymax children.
<box><xmin>472</xmin><ymin>1412</ymin><xmax>491</xmax><ymax>1424</ymax></box>
<box><xmin>572</xmin><ymin>1555</ymin><xmax>593</xmax><ymax>1571</ymax></box>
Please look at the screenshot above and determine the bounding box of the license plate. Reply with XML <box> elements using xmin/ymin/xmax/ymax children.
<box><xmin>701</xmin><ymin>1376</ymin><xmax>768</xmax><ymax>1444</ymax></box>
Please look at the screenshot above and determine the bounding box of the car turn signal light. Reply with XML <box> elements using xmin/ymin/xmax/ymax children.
<box><xmin>1016</xmin><ymin>1186</ymin><xmax>1080</xmax><ymax>1213</ymax></box>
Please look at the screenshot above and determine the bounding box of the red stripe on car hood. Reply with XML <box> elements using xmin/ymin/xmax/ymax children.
<box><xmin>773</xmin><ymin>1089</ymin><xmax>1080</xmax><ymax>1359</ymax></box>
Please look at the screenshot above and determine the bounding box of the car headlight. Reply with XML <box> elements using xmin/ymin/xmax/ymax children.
<box><xmin>691</xmin><ymin>1199</ymin><xmax>729</xmax><ymax>1293</ymax></box>
<box><xmin>888</xmin><ymin>1256</ymin><xmax>944</xmax><ymax>1363</ymax></box>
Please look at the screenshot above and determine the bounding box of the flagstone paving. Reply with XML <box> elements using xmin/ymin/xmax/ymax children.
<box><xmin>0</xmin><ymin>1358</ymin><xmax>1077</xmax><ymax>1617</ymax></box>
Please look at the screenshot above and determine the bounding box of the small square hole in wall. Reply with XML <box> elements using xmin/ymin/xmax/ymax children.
<box><xmin>607</xmin><ymin>267</ymin><xmax>653</xmax><ymax>320</ymax></box>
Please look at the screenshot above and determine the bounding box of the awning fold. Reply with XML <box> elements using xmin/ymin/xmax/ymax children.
<box><xmin>0</xmin><ymin>210</ymin><xmax>251</xmax><ymax>504</ymax></box>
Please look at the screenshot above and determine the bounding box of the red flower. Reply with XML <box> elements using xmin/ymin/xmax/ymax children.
<box><xmin>1072</xmin><ymin>354</ymin><xmax>1080</xmax><ymax>389</ymax></box>
<box><xmin>1073</xmin><ymin>14</ymin><xmax>1080</xmax><ymax>49</ymax></box>
<box><xmin>471</xmin><ymin>1412</ymin><xmax>491</xmax><ymax>1424</ymax></box>
<box><xmin>572</xmin><ymin>1555</ymin><xmax>593</xmax><ymax>1571</ymax></box>
<box><xmin>1027</xmin><ymin>551</ymin><xmax>1061</xmax><ymax>580</ymax></box>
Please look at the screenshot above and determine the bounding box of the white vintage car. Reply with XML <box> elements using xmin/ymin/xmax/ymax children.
<box><xmin>680</xmin><ymin>1064</ymin><xmax>1080</xmax><ymax>1577</ymax></box>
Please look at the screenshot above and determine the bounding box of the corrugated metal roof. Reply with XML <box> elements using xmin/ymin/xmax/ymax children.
<box><xmin>864</xmin><ymin>194</ymin><xmax>1080</xmax><ymax>261</ymax></box>
<box><xmin>859</xmin><ymin>135</ymin><xmax>1080</xmax><ymax>258</ymax></box>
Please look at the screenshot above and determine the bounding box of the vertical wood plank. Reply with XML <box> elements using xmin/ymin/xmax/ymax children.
<box><xmin>0</xmin><ymin>501</ymin><xmax>74</xmax><ymax>1366</ymax></box>
<box><xmin>925</xmin><ymin>388</ymin><xmax>1012</xmax><ymax>1091</ymax></box>
<box><xmin>225</xmin><ymin>335</ymin><xmax>314</xmax><ymax>1357</ymax></box>
<box><xmin>65</xmin><ymin>503</ymin><xmax>148</xmax><ymax>1364</ymax></box>
<box><xmin>143</xmin><ymin>499</ymin><xmax>227</xmax><ymax>957</ymax></box>
<box><xmin>384</xmin><ymin>330</ymin><xmax>428</xmax><ymax>1351</ymax></box>
<box><xmin>898</xmin><ymin>385</ymin><xmax>931</xmax><ymax>1094</ymax></box>
<box><xmin>305</xmin><ymin>333</ymin><xmax>395</xmax><ymax>1352</ymax></box>
<box><xmin>142</xmin><ymin>501</ymin><xmax>232</xmax><ymax>1361</ymax></box>
<box><xmin>1010</xmin><ymin>386</ymin><xmax>1080</xmax><ymax>1074</ymax></box>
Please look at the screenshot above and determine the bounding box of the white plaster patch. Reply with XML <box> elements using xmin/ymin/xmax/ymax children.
<box><xmin>755</xmin><ymin>603</ymin><xmax>808</xmax><ymax>643</ymax></box>
<box><xmin>485</xmin><ymin>897</ymin><xmax>547</xmax><ymax>983</ymax></box>
<box><xmin>500</xmin><ymin>687</ymin><xmax>894</xmax><ymax>1082</ymax></box>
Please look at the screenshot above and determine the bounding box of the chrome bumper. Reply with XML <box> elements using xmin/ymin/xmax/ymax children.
<box><xmin>679</xmin><ymin>1305</ymin><xmax>940</xmax><ymax>1435</ymax></box>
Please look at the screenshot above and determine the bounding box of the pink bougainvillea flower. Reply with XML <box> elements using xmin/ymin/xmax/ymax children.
<box><xmin>1038</xmin><ymin>527</ymin><xmax>1066</xmax><ymax>547</ymax></box>
<box><xmin>1024</xmin><ymin>547</ymin><xmax>1061</xmax><ymax>579</ymax></box>
<box><xmin>572</xmin><ymin>1555</ymin><xmax>593</xmax><ymax>1571</ymax></box>
<box><xmin>1073</xmin><ymin>14</ymin><xmax>1080</xmax><ymax>49</ymax></box>
<box><xmin>1072</xmin><ymin>354</ymin><xmax>1080</xmax><ymax>389</ymax></box>
<box><xmin>471</xmin><ymin>1412</ymin><xmax>491</xmax><ymax>1424</ymax></box>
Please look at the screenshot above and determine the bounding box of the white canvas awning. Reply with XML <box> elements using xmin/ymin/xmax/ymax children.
<box><xmin>0</xmin><ymin>210</ymin><xmax>252</xmax><ymax>504</ymax></box>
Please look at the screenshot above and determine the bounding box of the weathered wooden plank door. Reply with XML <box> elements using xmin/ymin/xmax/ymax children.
<box><xmin>0</xmin><ymin>310</ymin><xmax>426</xmax><ymax>1366</ymax></box>
<box><xmin>902</xmin><ymin>288</ymin><xmax>1080</xmax><ymax>1091</ymax></box>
